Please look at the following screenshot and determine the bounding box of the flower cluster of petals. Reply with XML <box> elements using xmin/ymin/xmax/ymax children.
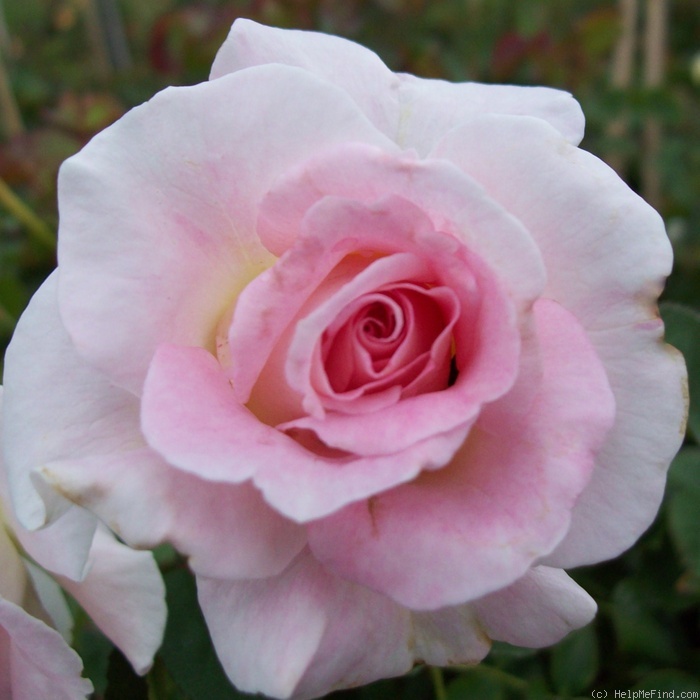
<box><xmin>0</xmin><ymin>19</ymin><xmax>686</xmax><ymax>700</ymax></box>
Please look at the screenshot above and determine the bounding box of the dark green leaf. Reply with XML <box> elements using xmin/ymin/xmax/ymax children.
<box><xmin>668</xmin><ymin>447</ymin><xmax>700</xmax><ymax>492</ymax></box>
<box><xmin>667</xmin><ymin>449</ymin><xmax>700</xmax><ymax>577</ymax></box>
<box><xmin>105</xmin><ymin>647</ymin><xmax>149</xmax><ymax>700</ymax></box>
<box><xmin>610</xmin><ymin>579</ymin><xmax>678</xmax><ymax>664</ymax></box>
<box><xmin>631</xmin><ymin>669</ymin><xmax>700</xmax><ymax>693</ymax></box>
<box><xmin>549</xmin><ymin>624</ymin><xmax>599</xmax><ymax>696</ymax></box>
<box><xmin>73</xmin><ymin>622</ymin><xmax>113</xmax><ymax>696</ymax></box>
<box><xmin>447</xmin><ymin>669</ymin><xmax>505</xmax><ymax>700</ymax></box>
<box><xmin>159</xmin><ymin>568</ymin><xmax>249</xmax><ymax>700</ymax></box>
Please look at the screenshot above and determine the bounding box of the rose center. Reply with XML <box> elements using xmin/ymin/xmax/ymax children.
<box><xmin>320</xmin><ymin>284</ymin><xmax>458</xmax><ymax>399</ymax></box>
<box><xmin>362</xmin><ymin>301</ymin><xmax>399</xmax><ymax>340</ymax></box>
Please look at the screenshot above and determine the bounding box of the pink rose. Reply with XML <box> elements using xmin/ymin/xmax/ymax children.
<box><xmin>1</xmin><ymin>19</ymin><xmax>687</xmax><ymax>699</ymax></box>
<box><xmin>0</xmin><ymin>388</ymin><xmax>166</xmax><ymax>698</ymax></box>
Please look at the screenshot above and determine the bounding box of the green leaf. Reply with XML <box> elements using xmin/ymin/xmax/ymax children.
<box><xmin>610</xmin><ymin>579</ymin><xmax>678</xmax><ymax>664</ymax></box>
<box><xmin>549</xmin><ymin>624</ymin><xmax>599</xmax><ymax>696</ymax></box>
<box><xmin>668</xmin><ymin>447</ymin><xmax>700</xmax><ymax>491</ymax></box>
<box><xmin>631</xmin><ymin>669</ymin><xmax>700</xmax><ymax>693</ymax></box>
<box><xmin>73</xmin><ymin>622</ymin><xmax>113</xmax><ymax>696</ymax></box>
<box><xmin>447</xmin><ymin>669</ymin><xmax>505</xmax><ymax>700</ymax></box>
<box><xmin>105</xmin><ymin>647</ymin><xmax>149</xmax><ymax>700</ymax></box>
<box><xmin>668</xmin><ymin>489</ymin><xmax>700</xmax><ymax>575</ymax></box>
<box><xmin>667</xmin><ymin>449</ymin><xmax>700</xmax><ymax>576</ymax></box>
<box><xmin>159</xmin><ymin>568</ymin><xmax>249</xmax><ymax>700</ymax></box>
<box><xmin>660</xmin><ymin>303</ymin><xmax>698</xmax><ymax>440</ymax></box>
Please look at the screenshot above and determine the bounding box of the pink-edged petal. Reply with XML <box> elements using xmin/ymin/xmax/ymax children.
<box><xmin>0</xmin><ymin>597</ymin><xmax>93</xmax><ymax>700</ymax></box>
<box><xmin>280</xmin><ymin>205</ymin><xmax>518</xmax><ymax>455</ymax></box>
<box><xmin>229</xmin><ymin>209</ymin><xmax>430</xmax><ymax>409</ymax></box>
<box><xmin>473</xmin><ymin>566</ymin><xmax>596</xmax><ymax>647</ymax></box>
<box><xmin>396</xmin><ymin>73</ymin><xmax>585</xmax><ymax>152</ymax></box>
<box><xmin>2</xmin><ymin>273</ymin><xmax>138</xmax><ymax>532</ymax></box>
<box><xmin>259</xmin><ymin>144</ymin><xmax>546</xmax><ymax>309</ymax></box>
<box><xmin>142</xmin><ymin>343</ymin><xmax>468</xmax><ymax>522</ymax></box>
<box><xmin>58</xmin><ymin>65</ymin><xmax>396</xmax><ymax>395</ymax></box>
<box><xmin>308</xmin><ymin>299</ymin><xmax>615</xmax><ymax>609</ymax></box>
<box><xmin>411</xmin><ymin>606</ymin><xmax>491</xmax><ymax>666</ymax></box>
<box><xmin>239</xmin><ymin>194</ymin><xmax>522</xmax><ymax>458</ymax></box>
<box><xmin>42</xmin><ymin>450</ymin><xmax>306</xmax><ymax>581</ymax></box>
<box><xmin>197</xmin><ymin>549</ymin><xmax>412</xmax><ymax>700</ymax></box>
<box><xmin>56</xmin><ymin>528</ymin><xmax>165</xmax><ymax>675</ymax></box>
<box><xmin>284</xmin><ymin>252</ymin><xmax>434</xmax><ymax>419</ymax></box>
<box><xmin>210</xmin><ymin>19</ymin><xmax>400</xmax><ymax>140</ymax></box>
<box><xmin>431</xmin><ymin>114</ymin><xmax>685</xmax><ymax>565</ymax></box>
<box><xmin>545</xmin><ymin>319</ymin><xmax>687</xmax><ymax>567</ymax></box>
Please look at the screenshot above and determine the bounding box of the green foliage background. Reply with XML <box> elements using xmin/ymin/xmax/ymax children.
<box><xmin>0</xmin><ymin>1</ymin><xmax>698</xmax><ymax>698</ymax></box>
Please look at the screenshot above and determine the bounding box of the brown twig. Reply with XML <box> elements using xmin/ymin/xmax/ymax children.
<box><xmin>606</xmin><ymin>0</ymin><xmax>638</xmax><ymax>176</ymax></box>
<box><xmin>642</xmin><ymin>0</ymin><xmax>667</xmax><ymax>209</ymax></box>
<box><xmin>0</xmin><ymin>42</ymin><xmax>23</xmax><ymax>138</ymax></box>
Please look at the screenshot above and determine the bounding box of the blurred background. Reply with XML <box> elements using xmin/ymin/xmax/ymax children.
<box><xmin>0</xmin><ymin>1</ymin><xmax>698</xmax><ymax>698</ymax></box>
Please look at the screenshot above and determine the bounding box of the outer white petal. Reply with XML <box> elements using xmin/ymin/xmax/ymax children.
<box><xmin>395</xmin><ymin>74</ymin><xmax>584</xmax><ymax>152</ymax></box>
<box><xmin>0</xmin><ymin>597</ymin><xmax>93</xmax><ymax>700</ymax></box>
<box><xmin>57</xmin><ymin>528</ymin><xmax>166</xmax><ymax>675</ymax></box>
<box><xmin>11</xmin><ymin>506</ymin><xmax>96</xmax><ymax>583</ymax></box>
<box><xmin>472</xmin><ymin>566</ymin><xmax>596</xmax><ymax>647</ymax></box>
<box><xmin>411</xmin><ymin>606</ymin><xmax>491</xmax><ymax>666</ymax></box>
<box><xmin>210</xmin><ymin>18</ymin><xmax>400</xmax><ymax>138</ymax></box>
<box><xmin>57</xmin><ymin>64</ymin><xmax>397</xmax><ymax>395</ymax></box>
<box><xmin>198</xmin><ymin>550</ymin><xmax>413</xmax><ymax>700</ymax></box>
<box><xmin>2</xmin><ymin>272</ymin><xmax>138</xmax><ymax>536</ymax></box>
<box><xmin>210</xmin><ymin>19</ymin><xmax>585</xmax><ymax>151</ymax></box>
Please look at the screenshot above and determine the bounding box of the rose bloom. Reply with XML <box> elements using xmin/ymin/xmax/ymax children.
<box><xmin>1</xmin><ymin>19</ymin><xmax>687</xmax><ymax>700</ymax></box>
<box><xmin>0</xmin><ymin>390</ymin><xmax>166</xmax><ymax>699</ymax></box>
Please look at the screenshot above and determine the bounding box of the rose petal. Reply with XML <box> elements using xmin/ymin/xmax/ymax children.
<box><xmin>431</xmin><ymin>113</ymin><xmax>686</xmax><ymax>564</ymax></box>
<box><xmin>411</xmin><ymin>606</ymin><xmax>491</xmax><ymax>666</ymax></box>
<box><xmin>282</xmin><ymin>256</ymin><xmax>449</xmax><ymax>420</ymax></box>
<box><xmin>43</xmin><ymin>450</ymin><xmax>306</xmax><ymax>582</ymax></box>
<box><xmin>211</xmin><ymin>20</ymin><xmax>585</xmax><ymax>149</ymax></box>
<box><xmin>197</xmin><ymin>549</ymin><xmax>413</xmax><ymax>700</ymax></box>
<box><xmin>3</xmin><ymin>275</ymin><xmax>304</xmax><ymax>581</ymax></box>
<box><xmin>472</xmin><ymin>566</ymin><xmax>596</xmax><ymax>647</ymax></box>
<box><xmin>275</xmin><ymin>195</ymin><xmax>520</xmax><ymax>456</ymax></box>
<box><xmin>210</xmin><ymin>19</ymin><xmax>400</xmax><ymax>140</ymax></box>
<box><xmin>58</xmin><ymin>64</ymin><xmax>397</xmax><ymax>394</ymax></box>
<box><xmin>0</xmin><ymin>597</ymin><xmax>93</xmax><ymax>700</ymax></box>
<box><xmin>232</xmin><ymin>193</ymin><xmax>522</xmax><ymax>462</ymax></box>
<box><xmin>20</xmin><ymin>561</ymin><xmax>73</xmax><ymax>641</ymax></box>
<box><xmin>142</xmin><ymin>343</ymin><xmax>469</xmax><ymax>522</ymax></box>
<box><xmin>2</xmin><ymin>273</ymin><xmax>135</xmax><ymax>535</ymax></box>
<box><xmin>545</xmin><ymin>319</ymin><xmax>687</xmax><ymax>566</ymax></box>
<box><xmin>11</xmin><ymin>506</ymin><xmax>96</xmax><ymax>583</ymax></box>
<box><xmin>396</xmin><ymin>73</ymin><xmax>585</xmax><ymax>152</ymax></box>
<box><xmin>258</xmin><ymin>144</ymin><xmax>546</xmax><ymax>313</ymax></box>
<box><xmin>56</xmin><ymin>528</ymin><xmax>165</xmax><ymax>675</ymax></box>
<box><xmin>308</xmin><ymin>299</ymin><xmax>615</xmax><ymax>609</ymax></box>
<box><xmin>430</xmin><ymin>114</ymin><xmax>672</xmax><ymax>332</ymax></box>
